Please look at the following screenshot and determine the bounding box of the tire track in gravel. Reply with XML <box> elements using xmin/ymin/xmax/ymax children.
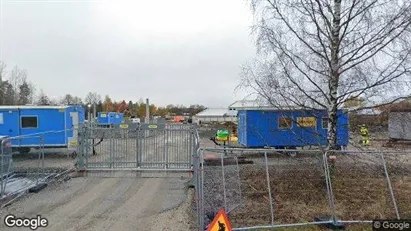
<box><xmin>18</xmin><ymin>177</ymin><xmax>110</xmax><ymax>217</ymax></box>
<box><xmin>0</xmin><ymin>175</ymin><xmax>191</xmax><ymax>231</ymax></box>
<box><xmin>85</xmin><ymin>178</ymin><xmax>167</xmax><ymax>231</ymax></box>
<box><xmin>36</xmin><ymin>176</ymin><xmax>125</xmax><ymax>230</ymax></box>
<box><xmin>0</xmin><ymin>176</ymin><xmax>123</xmax><ymax>231</ymax></box>
<box><xmin>67</xmin><ymin>176</ymin><xmax>149</xmax><ymax>231</ymax></box>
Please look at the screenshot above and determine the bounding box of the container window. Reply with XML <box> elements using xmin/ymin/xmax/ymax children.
<box><xmin>21</xmin><ymin>116</ymin><xmax>38</xmax><ymax>128</ymax></box>
<box><xmin>278</xmin><ymin>117</ymin><xmax>293</xmax><ymax>129</ymax></box>
<box><xmin>322</xmin><ymin>118</ymin><xmax>329</xmax><ymax>129</ymax></box>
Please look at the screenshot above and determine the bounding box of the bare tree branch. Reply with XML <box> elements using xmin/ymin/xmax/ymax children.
<box><xmin>240</xmin><ymin>0</ymin><xmax>411</xmax><ymax>148</ymax></box>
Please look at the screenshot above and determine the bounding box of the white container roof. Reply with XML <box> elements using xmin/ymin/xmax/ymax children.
<box><xmin>228</xmin><ymin>100</ymin><xmax>324</xmax><ymax>111</ymax></box>
<box><xmin>196</xmin><ymin>108</ymin><xmax>237</xmax><ymax>117</ymax></box>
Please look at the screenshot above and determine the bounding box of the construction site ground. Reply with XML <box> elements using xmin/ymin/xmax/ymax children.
<box><xmin>1</xmin><ymin>148</ymin><xmax>196</xmax><ymax>231</ymax></box>
<box><xmin>1</xmin><ymin>125</ymin><xmax>410</xmax><ymax>231</ymax></box>
<box><xmin>198</xmin><ymin>125</ymin><xmax>411</xmax><ymax>230</ymax></box>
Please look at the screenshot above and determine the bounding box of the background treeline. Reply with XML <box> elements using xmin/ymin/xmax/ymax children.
<box><xmin>0</xmin><ymin>61</ymin><xmax>205</xmax><ymax>117</ymax></box>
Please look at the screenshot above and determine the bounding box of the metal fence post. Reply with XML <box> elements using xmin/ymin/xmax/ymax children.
<box><xmin>76</xmin><ymin>125</ymin><xmax>85</xmax><ymax>170</ymax></box>
<box><xmin>36</xmin><ymin>136</ymin><xmax>44</xmax><ymax>186</ymax></box>
<box><xmin>138</xmin><ymin>126</ymin><xmax>142</xmax><ymax>168</ymax></box>
<box><xmin>189</xmin><ymin>125</ymin><xmax>194</xmax><ymax>168</ymax></box>
<box><xmin>41</xmin><ymin>136</ymin><xmax>45</xmax><ymax>170</ymax></box>
<box><xmin>221</xmin><ymin>152</ymin><xmax>227</xmax><ymax>211</ymax></box>
<box><xmin>1</xmin><ymin>139</ymin><xmax>5</xmax><ymax>198</ymax></box>
<box><xmin>110</xmin><ymin>128</ymin><xmax>114</xmax><ymax>169</ymax></box>
<box><xmin>82</xmin><ymin>124</ymin><xmax>88</xmax><ymax>169</ymax></box>
<box><xmin>380</xmin><ymin>151</ymin><xmax>400</xmax><ymax>219</ymax></box>
<box><xmin>194</xmin><ymin>147</ymin><xmax>200</xmax><ymax>230</ymax></box>
<box><xmin>164</xmin><ymin>128</ymin><xmax>168</xmax><ymax>169</ymax></box>
<box><xmin>264</xmin><ymin>151</ymin><xmax>275</xmax><ymax>225</ymax></box>
<box><xmin>200</xmin><ymin>148</ymin><xmax>205</xmax><ymax>231</ymax></box>
<box><xmin>136</xmin><ymin>127</ymin><xmax>139</xmax><ymax>168</ymax></box>
<box><xmin>235</xmin><ymin>155</ymin><xmax>242</xmax><ymax>207</ymax></box>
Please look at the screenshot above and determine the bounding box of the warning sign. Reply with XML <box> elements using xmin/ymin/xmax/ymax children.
<box><xmin>297</xmin><ymin>117</ymin><xmax>316</xmax><ymax>127</ymax></box>
<box><xmin>119</xmin><ymin>124</ymin><xmax>128</xmax><ymax>128</ymax></box>
<box><xmin>206</xmin><ymin>209</ymin><xmax>232</xmax><ymax>231</ymax></box>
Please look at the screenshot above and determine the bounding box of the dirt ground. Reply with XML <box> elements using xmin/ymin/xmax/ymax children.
<box><xmin>11</xmin><ymin>149</ymin><xmax>76</xmax><ymax>172</ymax></box>
<box><xmin>197</xmin><ymin>127</ymin><xmax>411</xmax><ymax>231</ymax></box>
<box><xmin>0</xmin><ymin>170</ymin><xmax>194</xmax><ymax>231</ymax></box>
<box><xmin>199</xmin><ymin>152</ymin><xmax>411</xmax><ymax>231</ymax></box>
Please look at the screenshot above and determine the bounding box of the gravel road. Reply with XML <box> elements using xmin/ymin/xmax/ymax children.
<box><xmin>0</xmin><ymin>171</ymin><xmax>194</xmax><ymax>231</ymax></box>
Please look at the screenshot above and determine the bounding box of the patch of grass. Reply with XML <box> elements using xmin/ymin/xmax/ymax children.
<box><xmin>228</xmin><ymin>162</ymin><xmax>411</xmax><ymax>229</ymax></box>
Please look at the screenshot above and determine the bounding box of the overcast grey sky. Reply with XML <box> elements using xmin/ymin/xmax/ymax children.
<box><xmin>0</xmin><ymin>0</ymin><xmax>256</xmax><ymax>107</ymax></box>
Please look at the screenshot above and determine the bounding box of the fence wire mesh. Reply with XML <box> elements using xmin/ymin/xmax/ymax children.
<box><xmin>200</xmin><ymin>149</ymin><xmax>242</xmax><ymax>227</ymax></box>
<box><xmin>78</xmin><ymin>123</ymin><xmax>197</xmax><ymax>170</ymax></box>
<box><xmin>326</xmin><ymin>150</ymin><xmax>411</xmax><ymax>222</ymax></box>
<box><xmin>384</xmin><ymin>152</ymin><xmax>411</xmax><ymax>218</ymax></box>
<box><xmin>0</xmin><ymin>130</ymin><xmax>76</xmax><ymax>205</ymax></box>
<box><xmin>195</xmin><ymin>148</ymin><xmax>411</xmax><ymax>231</ymax></box>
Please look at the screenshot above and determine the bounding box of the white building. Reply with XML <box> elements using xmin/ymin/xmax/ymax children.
<box><xmin>193</xmin><ymin>108</ymin><xmax>237</xmax><ymax>123</ymax></box>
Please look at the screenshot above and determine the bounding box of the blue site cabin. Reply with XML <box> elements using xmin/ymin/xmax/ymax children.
<box><xmin>0</xmin><ymin>105</ymin><xmax>85</xmax><ymax>153</ymax></box>
<box><xmin>236</xmin><ymin>108</ymin><xmax>349</xmax><ymax>149</ymax></box>
<box><xmin>97</xmin><ymin>112</ymin><xmax>124</xmax><ymax>126</ymax></box>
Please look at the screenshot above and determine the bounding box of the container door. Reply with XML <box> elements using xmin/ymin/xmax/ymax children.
<box><xmin>0</xmin><ymin>110</ymin><xmax>20</xmax><ymax>146</ymax></box>
<box><xmin>68</xmin><ymin>112</ymin><xmax>79</xmax><ymax>150</ymax></box>
<box><xmin>108</xmin><ymin>113</ymin><xmax>113</xmax><ymax>124</ymax></box>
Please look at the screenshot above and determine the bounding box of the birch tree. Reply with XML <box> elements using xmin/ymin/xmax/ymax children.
<box><xmin>240</xmin><ymin>0</ymin><xmax>411</xmax><ymax>149</ymax></box>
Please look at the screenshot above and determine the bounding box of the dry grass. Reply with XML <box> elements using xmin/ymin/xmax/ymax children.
<box><xmin>228</xmin><ymin>160</ymin><xmax>411</xmax><ymax>230</ymax></box>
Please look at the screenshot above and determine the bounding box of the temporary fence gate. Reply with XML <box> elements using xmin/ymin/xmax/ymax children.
<box><xmin>77</xmin><ymin>123</ymin><xmax>198</xmax><ymax>171</ymax></box>
<box><xmin>194</xmin><ymin>148</ymin><xmax>411</xmax><ymax>231</ymax></box>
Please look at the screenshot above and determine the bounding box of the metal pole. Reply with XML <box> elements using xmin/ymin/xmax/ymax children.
<box><xmin>380</xmin><ymin>152</ymin><xmax>400</xmax><ymax>219</ymax></box>
<box><xmin>88</xmin><ymin>104</ymin><xmax>91</xmax><ymax>122</ymax></box>
<box><xmin>78</xmin><ymin>125</ymin><xmax>85</xmax><ymax>170</ymax></box>
<box><xmin>93</xmin><ymin>103</ymin><xmax>96</xmax><ymax>120</ymax></box>
<box><xmin>264</xmin><ymin>152</ymin><xmax>275</xmax><ymax>225</ymax></box>
<box><xmin>236</xmin><ymin>155</ymin><xmax>242</xmax><ymax>207</ymax></box>
<box><xmin>164</xmin><ymin>129</ymin><xmax>168</xmax><ymax>169</ymax></box>
<box><xmin>145</xmin><ymin>98</ymin><xmax>150</xmax><ymax>138</ymax></box>
<box><xmin>221</xmin><ymin>152</ymin><xmax>227</xmax><ymax>211</ymax></box>
<box><xmin>200</xmin><ymin>149</ymin><xmax>205</xmax><ymax>231</ymax></box>
<box><xmin>145</xmin><ymin>98</ymin><xmax>149</xmax><ymax>123</ymax></box>
<box><xmin>1</xmin><ymin>139</ymin><xmax>4</xmax><ymax>198</ymax></box>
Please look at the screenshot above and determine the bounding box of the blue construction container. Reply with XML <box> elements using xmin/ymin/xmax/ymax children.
<box><xmin>97</xmin><ymin>112</ymin><xmax>124</xmax><ymax>125</ymax></box>
<box><xmin>237</xmin><ymin>109</ymin><xmax>349</xmax><ymax>149</ymax></box>
<box><xmin>0</xmin><ymin>105</ymin><xmax>85</xmax><ymax>153</ymax></box>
